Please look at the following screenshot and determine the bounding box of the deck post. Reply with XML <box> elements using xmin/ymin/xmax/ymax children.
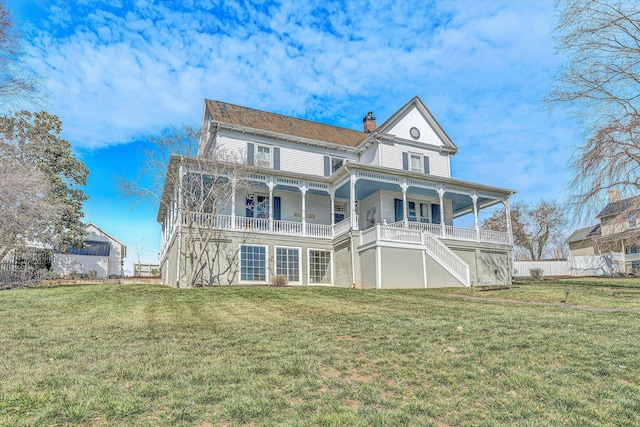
<box><xmin>301</xmin><ymin>185</ymin><xmax>307</xmax><ymax>236</ymax></box>
<box><xmin>503</xmin><ymin>199</ymin><xmax>513</xmax><ymax>245</ymax></box>
<box><xmin>350</xmin><ymin>174</ymin><xmax>358</xmax><ymax>231</ymax></box>
<box><xmin>402</xmin><ymin>181</ymin><xmax>408</xmax><ymax>228</ymax></box>
<box><xmin>472</xmin><ymin>192</ymin><xmax>479</xmax><ymax>241</ymax></box>
<box><xmin>268</xmin><ymin>180</ymin><xmax>274</xmax><ymax>232</ymax></box>
<box><xmin>231</xmin><ymin>178</ymin><xmax>236</xmax><ymax>229</ymax></box>
<box><xmin>438</xmin><ymin>187</ymin><xmax>445</xmax><ymax>237</ymax></box>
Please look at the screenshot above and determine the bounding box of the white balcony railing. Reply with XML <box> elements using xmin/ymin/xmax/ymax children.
<box><xmin>174</xmin><ymin>211</ymin><xmax>510</xmax><ymax>245</ymax></box>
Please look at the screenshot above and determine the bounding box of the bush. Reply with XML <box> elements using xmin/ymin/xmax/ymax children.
<box><xmin>271</xmin><ymin>274</ymin><xmax>288</xmax><ymax>287</ymax></box>
<box><xmin>87</xmin><ymin>270</ymin><xmax>97</xmax><ymax>279</ymax></box>
<box><xmin>530</xmin><ymin>268</ymin><xmax>544</xmax><ymax>281</ymax></box>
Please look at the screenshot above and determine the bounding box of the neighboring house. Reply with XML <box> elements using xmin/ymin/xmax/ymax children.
<box><xmin>566</xmin><ymin>191</ymin><xmax>640</xmax><ymax>273</ymax></box>
<box><xmin>158</xmin><ymin>96</ymin><xmax>516</xmax><ymax>288</ymax></box>
<box><xmin>53</xmin><ymin>223</ymin><xmax>126</xmax><ymax>278</ymax></box>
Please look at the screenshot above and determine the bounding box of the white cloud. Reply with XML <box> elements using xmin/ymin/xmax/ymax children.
<box><xmin>17</xmin><ymin>0</ymin><xmax>577</xmax><ymax>199</ymax></box>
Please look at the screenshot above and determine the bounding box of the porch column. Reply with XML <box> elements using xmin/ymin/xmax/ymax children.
<box><xmin>231</xmin><ymin>178</ymin><xmax>237</xmax><ymax>229</ymax></box>
<box><xmin>350</xmin><ymin>173</ymin><xmax>359</xmax><ymax>230</ymax></box>
<box><xmin>472</xmin><ymin>193</ymin><xmax>479</xmax><ymax>241</ymax></box>
<box><xmin>503</xmin><ymin>199</ymin><xmax>513</xmax><ymax>245</ymax></box>
<box><xmin>402</xmin><ymin>181</ymin><xmax>408</xmax><ymax>228</ymax></box>
<box><xmin>438</xmin><ymin>187</ymin><xmax>445</xmax><ymax>237</ymax></box>
<box><xmin>268</xmin><ymin>180</ymin><xmax>274</xmax><ymax>233</ymax></box>
<box><xmin>330</xmin><ymin>191</ymin><xmax>335</xmax><ymax>226</ymax></box>
<box><xmin>301</xmin><ymin>185</ymin><xmax>307</xmax><ymax>236</ymax></box>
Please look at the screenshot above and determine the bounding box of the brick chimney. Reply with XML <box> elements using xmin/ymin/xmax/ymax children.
<box><xmin>363</xmin><ymin>111</ymin><xmax>376</xmax><ymax>133</ymax></box>
<box><xmin>608</xmin><ymin>189</ymin><xmax>621</xmax><ymax>204</ymax></box>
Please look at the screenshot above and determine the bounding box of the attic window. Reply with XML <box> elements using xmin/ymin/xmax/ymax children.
<box><xmin>409</xmin><ymin>127</ymin><xmax>420</xmax><ymax>139</ymax></box>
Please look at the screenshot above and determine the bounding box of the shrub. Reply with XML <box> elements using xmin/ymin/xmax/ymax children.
<box><xmin>271</xmin><ymin>274</ymin><xmax>288</xmax><ymax>287</ymax></box>
<box><xmin>530</xmin><ymin>268</ymin><xmax>544</xmax><ymax>281</ymax></box>
<box><xmin>87</xmin><ymin>270</ymin><xmax>97</xmax><ymax>279</ymax></box>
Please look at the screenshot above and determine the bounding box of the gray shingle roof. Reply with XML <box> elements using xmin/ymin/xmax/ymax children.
<box><xmin>566</xmin><ymin>224</ymin><xmax>601</xmax><ymax>243</ymax></box>
<box><xmin>596</xmin><ymin>195</ymin><xmax>640</xmax><ymax>219</ymax></box>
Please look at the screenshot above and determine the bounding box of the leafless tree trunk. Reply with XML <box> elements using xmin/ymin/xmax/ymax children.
<box><xmin>546</xmin><ymin>0</ymin><xmax>640</xmax><ymax>239</ymax></box>
<box><xmin>120</xmin><ymin>125</ymin><xmax>254</xmax><ymax>288</ymax></box>
<box><xmin>482</xmin><ymin>201</ymin><xmax>567</xmax><ymax>260</ymax></box>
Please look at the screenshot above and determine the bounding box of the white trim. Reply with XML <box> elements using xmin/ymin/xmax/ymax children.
<box><xmin>307</xmin><ymin>247</ymin><xmax>333</xmax><ymax>286</ymax></box>
<box><xmin>238</xmin><ymin>243</ymin><xmax>269</xmax><ymax>284</ymax></box>
<box><xmin>274</xmin><ymin>245</ymin><xmax>302</xmax><ymax>284</ymax></box>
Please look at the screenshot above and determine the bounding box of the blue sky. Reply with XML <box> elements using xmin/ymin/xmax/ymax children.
<box><xmin>8</xmin><ymin>0</ymin><xmax>583</xmax><ymax>272</ymax></box>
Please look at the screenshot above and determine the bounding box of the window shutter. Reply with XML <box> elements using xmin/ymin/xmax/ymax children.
<box><xmin>273</xmin><ymin>147</ymin><xmax>280</xmax><ymax>170</ymax></box>
<box><xmin>423</xmin><ymin>156</ymin><xmax>430</xmax><ymax>174</ymax></box>
<box><xmin>394</xmin><ymin>199</ymin><xmax>403</xmax><ymax>222</ymax></box>
<box><xmin>402</xmin><ymin>152</ymin><xmax>408</xmax><ymax>171</ymax></box>
<box><xmin>324</xmin><ymin>156</ymin><xmax>330</xmax><ymax>176</ymax></box>
<box><xmin>273</xmin><ymin>196</ymin><xmax>281</xmax><ymax>220</ymax></box>
<box><xmin>431</xmin><ymin>204</ymin><xmax>440</xmax><ymax>224</ymax></box>
<box><xmin>247</xmin><ymin>143</ymin><xmax>254</xmax><ymax>166</ymax></box>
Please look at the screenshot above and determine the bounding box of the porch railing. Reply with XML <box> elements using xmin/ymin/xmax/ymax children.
<box><xmin>388</xmin><ymin>220</ymin><xmax>510</xmax><ymax>245</ymax></box>
<box><xmin>175</xmin><ymin>211</ymin><xmax>510</xmax><ymax>245</ymax></box>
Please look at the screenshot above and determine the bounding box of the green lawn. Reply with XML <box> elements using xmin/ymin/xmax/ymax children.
<box><xmin>1</xmin><ymin>279</ymin><xmax>639</xmax><ymax>426</ymax></box>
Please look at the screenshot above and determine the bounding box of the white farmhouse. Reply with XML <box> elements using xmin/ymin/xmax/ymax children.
<box><xmin>53</xmin><ymin>223</ymin><xmax>126</xmax><ymax>278</ymax></box>
<box><xmin>158</xmin><ymin>97</ymin><xmax>516</xmax><ymax>288</ymax></box>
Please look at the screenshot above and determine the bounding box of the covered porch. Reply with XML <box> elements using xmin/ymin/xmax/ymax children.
<box><xmin>160</xmin><ymin>162</ymin><xmax>514</xmax><ymax>252</ymax></box>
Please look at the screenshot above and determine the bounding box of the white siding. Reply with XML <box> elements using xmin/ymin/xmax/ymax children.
<box><xmin>359</xmin><ymin>143</ymin><xmax>379</xmax><ymax>165</ymax></box>
<box><xmin>378</xmin><ymin>190</ymin><xmax>453</xmax><ymax>225</ymax></box>
<box><xmin>214</xmin><ymin>130</ymin><xmax>357</xmax><ymax>177</ymax></box>
<box><xmin>359</xmin><ymin>192</ymin><xmax>382</xmax><ymax>229</ymax></box>
<box><xmin>379</xmin><ymin>141</ymin><xmax>450</xmax><ymax>177</ymax></box>
<box><xmin>386</xmin><ymin>107</ymin><xmax>445</xmax><ymax>147</ymax></box>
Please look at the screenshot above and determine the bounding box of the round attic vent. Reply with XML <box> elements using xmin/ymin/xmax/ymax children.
<box><xmin>409</xmin><ymin>127</ymin><xmax>420</xmax><ymax>139</ymax></box>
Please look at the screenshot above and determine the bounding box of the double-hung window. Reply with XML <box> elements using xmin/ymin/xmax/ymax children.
<box><xmin>240</xmin><ymin>245</ymin><xmax>267</xmax><ymax>282</ymax></box>
<box><xmin>255</xmin><ymin>144</ymin><xmax>272</xmax><ymax>168</ymax></box>
<box><xmin>410</xmin><ymin>153</ymin><xmax>422</xmax><ymax>173</ymax></box>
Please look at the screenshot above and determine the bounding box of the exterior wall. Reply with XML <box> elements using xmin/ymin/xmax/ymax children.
<box><xmin>215</xmin><ymin>131</ymin><xmax>358</xmax><ymax>178</ymax></box>
<box><xmin>568</xmin><ymin>240</ymin><xmax>597</xmax><ymax>257</ymax></box>
<box><xmin>165</xmin><ymin>229</ymin><xmax>337</xmax><ymax>287</ymax></box>
<box><xmin>379</xmin><ymin>246</ymin><xmax>426</xmax><ymax>289</ymax></box>
<box><xmin>378</xmin><ymin>141</ymin><xmax>450</xmax><ymax>177</ymax></box>
<box><xmin>85</xmin><ymin>225</ymin><xmax>124</xmax><ymax>277</ymax></box>
<box><xmin>378</xmin><ymin>190</ymin><xmax>453</xmax><ymax>226</ymax></box>
<box><xmin>333</xmin><ymin>235</ymin><xmax>354</xmax><ymax>288</ymax></box>
<box><xmin>359</xmin><ymin>143</ymin><xmax>379</xmax><ymax>165</ymax></box>
<box><xmin>600</xmin><ymin>215</ymin><xmax>635</xmax><ymax>237</ymax></box>
<box><xmin>360</xmin><ymin>247</ymin><xmax>377</xmax><ymax>289</ymax></box>
<box><xmin>53</xmin><ymin>254</ymin><xmax>110</xmax><ymax>278</ymax></box>
<box><xmin>446</xmin><ymin>240</ymin><xmax>512</xmax><ymax>286</ymax></box>
<box><xmin>386</xmin><ymin>108</ymin><xmax>445</xmax><ymax>147</ymax></box>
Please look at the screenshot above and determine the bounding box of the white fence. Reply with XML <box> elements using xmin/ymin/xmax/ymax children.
<box><xmin>515</xmin><ymin>254</ymin><xmax>623</xmax><ymax>277</ymax></box>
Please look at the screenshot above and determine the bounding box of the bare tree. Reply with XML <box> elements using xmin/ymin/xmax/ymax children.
<box><xmin>546</xmin><ymin>0</ymin><xmax>640</xmax><ymax>233</ymax></box>
<box><xmin>120</xmin><ymin>125</ymin><xmax>253</xmax><ymax>288</ymax></box>
<box><xmin>0</xmin><ymin>1</ymin><xmax>40</xmax><ymax>107</ymax></box>
<box><xmin>482</xmin><ymin>201</ymin><xmax>567</xmax><ymax>260</ymax></box>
